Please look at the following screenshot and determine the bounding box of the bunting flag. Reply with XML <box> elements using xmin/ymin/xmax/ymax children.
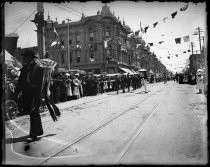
<box><xmin>140</xmin><ymin>22</ymin><xmax>144</xmax><ymax>34</ymax></box>
<box><xmin>148</xmin><ymin>43</ymin><xmax>153</xmax><ymax>46</ymax></box>
<box><xmin>176</xmin><ymin>54</ymin><xmax>178</xmax><ymax>57</ymax></box>
<box><xmin>135</xmin><ymin>30</ymin><xmax>140</xmax><ymax>36</ymax></box>
<box><xmin>167</xmin><ymin>56</ymin><xmax>170</xmax><ymax>59</ymax></box>
<box><xmin>175</xmin><ymin>38</ymin><xmax>181</xmax><ymax>44</ymax></box>
<box><xmin>163</xmin><ymin>17</ymin><xmax>168</xmax><ymax>22</ymax></box>
<box><xmin>53</xmin><ymin>27</ymin><xmax>58</xmax><ymax>36</ymax></box>
<box><xmin>144</xmin><ymin>26</ymin><xmax>149</xmax><ymax>33</ymax></box>
<box><xmin>171</xmin><ymin>11</ymin><xmax>177</xmax><ymax>19</ymax></box>
<box><xmin>159</xmin><ymin>41</ymin><xmax>164</xmax><ymax>44</ymax></box>
<box><xmin>183</xmin><ymin>35</ymin><xmax>190</xmax><ymax>42</ymax></box>
<box><xmin>188</xmin><ymin>49</ymin><xmax>191</xmax><ymax>52</ymax></box>
<box><xmin>153</xmin><ymin>22</ymin><xmax>158</xmax><ymax>28</ymax></box>
<box><xmin>183</xmin><ymin>51</ymin><xmax>186</xmax><ymax>53</ymax></box>
<box><xmin>180</xmin><ymin>4</ymin><xmax>189</xmax><ymax>11</ymax></box>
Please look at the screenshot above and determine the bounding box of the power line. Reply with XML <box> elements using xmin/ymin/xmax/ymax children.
<box><xmin>60</xmin><ymin>3</ymin><xmax>83</xmax><ymax>16</ymax></box>
<box><xmin>53</xmin><ymin>4</ymin><xmax>81</xmax><ymax>18</ymax></box>
<box><xmin>12</xmin><ymin>9</ymin><xmax>36</xmax><ymax>33</ymax></box>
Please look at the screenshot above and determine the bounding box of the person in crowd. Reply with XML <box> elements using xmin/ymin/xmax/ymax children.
<box><xmin>59</xmin><ymin>73</ymin><xmax>67</xmax><ymax>102</ymax></box>
<box><xmin>72</xmin><ymin>75</ymin><xmax>80</xmax><ymax>99</ymax></box>
<box><xmin>103</xmin><ymin>77</ymin><xmax>108</xmax><ymax>92</ymax></box>
<box><xmin>114</xmin><ymin>75</ymin><xmax>120</xmax><ymax>94</ymax></box>
<box><xmin>142</xmin><ymin>71</ymin><xmax>148</xmax><ymax>93</ymax></box>
<box><xmin>77</xmin><ymin>74</ymin><xmax>83</xmax><ymax>98</ymax></box>
<box><xmin>13</xmin><ymin>49</ymin><xmax>44</xmax><ymax>142</ymax></box>
<box><xmin>53</xmin><ymin>74</ymin><xmax>61</xmax><ymax>103</ymax></box>
<box><xmin>121</xmin><ymin>75</ymin><xmax>126</xmax><ymax>93</ymax></box>
<box><xmin>99</xmin><ymin>75</ymin><xmax>104</xmax><ymax>94</ymax></box>
<box><xmin>66</xmin><ymin>76</ymin><xmax>72</xmax><ymax>101</ymax></box>
<box><xmin>126</xmin><ymin>74</ymin><xmax>131</xmax><ymax>92</ymax></box>
<box><xmin>81</xmin><ymin>76</ymin><xmax>87</xmax><ymax>97</ymax></box>
<box><xmin>196</xmin><ymin>69</ymin><xmax>204</xmax><ymax>94</ymax></box>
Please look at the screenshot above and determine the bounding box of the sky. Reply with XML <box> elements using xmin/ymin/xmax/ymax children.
<box><xmin>4</xmin><ymin>1</ymin><xmax>206</xmax><ymax>73</ymax></box>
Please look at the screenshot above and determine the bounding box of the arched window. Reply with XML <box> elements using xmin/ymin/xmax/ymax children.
<box><xmin>89</xmin><ymin>28</ymin><xmax>94</xmax><ymax>41</ymax></box>
<box><xmin>77</xmin><ymin>51</ymin><xmax>81</xmax><ymax>63</ymax></box>
<box><xmin>106</xmin><ymin>27</ymin><xmax>111</xmax><ymax>39</ymax></box>
<box><xmin>76</xmin><ymin>33</ymin><xmax>80</xmax><ymax>44</ymax></box>
<box><xmin>116</xmin><ymin>26</ymin><xmax>119</xmax><ymax>36</ymax></box>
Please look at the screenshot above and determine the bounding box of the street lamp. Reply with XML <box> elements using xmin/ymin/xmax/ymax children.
<box><xmin>66</xmin><ymin>18</ymin><xmax>71</xmax><ymax>71</ymax></box>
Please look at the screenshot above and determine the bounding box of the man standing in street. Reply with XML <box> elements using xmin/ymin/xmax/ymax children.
<box><xmin>13</xmin><ymin>49</ymin><xmax>44</xmax><ymax>142</ymax></box>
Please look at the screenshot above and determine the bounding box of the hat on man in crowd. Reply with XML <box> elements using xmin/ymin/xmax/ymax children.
<box><xmin>20</xmin><ymin>49</ymin><xmax>38</xmax><ymax>58</ymax></box>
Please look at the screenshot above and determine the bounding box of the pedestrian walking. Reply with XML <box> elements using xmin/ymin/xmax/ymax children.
<box><xmin>13</xmin><ymin>49</ymin><xmax>44</xmax><ymax>142</ymax></box>
<box><xmin>141</xmin><ymin>71</ymin><xmax>148</xmax><ymax>93</ymax></box>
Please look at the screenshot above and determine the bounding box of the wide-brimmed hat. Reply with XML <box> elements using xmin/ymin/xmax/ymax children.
<box><xmin>197</xmin><ymin>69</ymin><xmax>202</xmax><ymax>72</ymax></box>
<box><xmin>73</xmin><ymin>78</ymin><xmax>79</xmax><ymax>85</ymax></box>
<box><xmin>20</xmin><ymin>49</ymin><xmax>38</xmax><ymax>58</ymax></box>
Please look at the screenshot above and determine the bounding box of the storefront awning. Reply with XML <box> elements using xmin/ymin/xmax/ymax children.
<box><xmin>119</xmin><ymin>67</ymin><xmax>134</xmax><ymax>74</ymax></box>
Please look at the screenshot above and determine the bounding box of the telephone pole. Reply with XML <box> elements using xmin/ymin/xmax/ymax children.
<box><xmin>31</xmin><ymin>2</ymin><xmax>46</xmax><ymax>58</ymax></box>
<box><xmin>190</xmin><ymin>42</ymin><xmax>195</xmax><ymax>55</ymax></box>
<box><xmin>193</xmin><ymin>27</ymin><xmax>203</xmax><ymax>54</ymax></box>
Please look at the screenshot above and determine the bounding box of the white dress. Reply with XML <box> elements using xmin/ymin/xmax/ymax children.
<box><xmin>196</xmin><ymin>75</ymin><xmax>204</xmax><ymax>90</ymax></box>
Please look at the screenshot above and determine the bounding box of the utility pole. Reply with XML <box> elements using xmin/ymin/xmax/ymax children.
<box><xmin>190</xmin><ymin>42</ymin><xmax>195</xmax><ymax>55</ymax></box>
<box><xmin>31</xmin><ymin>2</ymin><xmax>46</xmax><ymax>59</ymax></box>
<box><xmin>66</xmin><ymin>18</ymin><xmax>71</xmax><ymax>70</ymax></box>
<box><xmin>193</xmin><ymin>27</ymin><xmax>203</xmax><ymax>54</ymax></box>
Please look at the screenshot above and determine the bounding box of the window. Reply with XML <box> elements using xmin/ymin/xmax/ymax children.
<box><xmin>90</xmin><ymin>53</ymin><xmax>95</xmax><ymax>62</ymax></box>
<box><xmin>89</xmin><ymin>28</ymin><xmax>94</xmax><ymax>41</ymax></box>
<box><xmin>76</xmin><ymin>33</ymin><xmax>80</xmax><ymax>44</ymax></box>
<box><xmin>69</xmin><ymin>34</ymin><xmax>72</xmax><ymax>44</ymax></box>
<box><xmin>116</xmin><ymin>26</ymin><xmax>119</xmax><ymax>36</ymax></box>
<box><xmin>77</xmin><ymin>51</ymin><xmax>81</xmax><ymax>63</ymax></box>
<box><xmin>106</xmin><ymin>27</ymin><xmax>111</xmax><ymax>39</ymax></box>
<box><xmin>61</xmin><ymin>53</ymin><xmax>65</xmax><ymax>64</ymax></box>
<box><xmin>61</xmin><ymin>35</ymin><xmax>64</xmax><ymax>45</ymax></box>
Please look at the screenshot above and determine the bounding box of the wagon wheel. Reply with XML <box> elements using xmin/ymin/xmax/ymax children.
<box><xmin>4</xmin><ymin>100</ymin><xmax>19</xmax><ymax>120</ymax></box>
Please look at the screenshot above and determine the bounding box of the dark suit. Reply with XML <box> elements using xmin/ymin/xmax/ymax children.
<box><xmin>15</xmin><ymin>60</ymin><xmax>44</xmax><ymax>137</ymax></box>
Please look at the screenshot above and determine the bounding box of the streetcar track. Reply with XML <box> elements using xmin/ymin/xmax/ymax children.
<box><xmin>115</xmin><ymin>89</ymin><xmax>170</xmax><ymax>163</ymax></box>
<box><xmin>38</xmin><ymin>84</ymin><xmax>168</xmax><ymax>164</ymax></box>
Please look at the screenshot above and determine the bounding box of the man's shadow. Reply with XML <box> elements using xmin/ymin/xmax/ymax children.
<box><xmin>6</xmin><ymin>134</ymin><xmax>56</xmax><ymax>144</ymax></box>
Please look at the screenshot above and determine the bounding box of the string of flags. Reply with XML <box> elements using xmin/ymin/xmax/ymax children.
<box><xmin>148</xmin><ymin>35</ymin><xmax>190</xmax><ymax>47</ymax></box>
<box><xmin>139</xmin><ymin>4</ymin><xmax>189</xmax><ymax>34</ymax></box>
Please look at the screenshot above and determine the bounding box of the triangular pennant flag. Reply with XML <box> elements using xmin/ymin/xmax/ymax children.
<box><xmin>159</xmin><ymin>41</ymin><xmax>164</xmax><ymax>44</ymax></box>
<box><xmin>180</xmin><ymin>4</ymin><xmax>189</xmax><ymax>11</ymax></box>
<box><xmin>171</xmin><ymin>11</ymin><xmax>177</xmax><ymax>19</ymax></box>
<box><xmin>135</xmin><ymin>30</ymin><xmax>140</xmax><ymax>36</ymax></box>
<box><xmin>53</xmin><ymin>27</ymin><xmax>58</xmax><ymax>36</ymax></box>
<box><xmin>153</xmin><ymin>22</ymin><xmax>158</xmax><ymax>28</ymax></box>
<box><xmin>175</xmin><ymin>38</ymin><xmax>181</xmax><ymax>44</ymax></box>
<box><xmin>163</xmin><ymin>17</ymin><xmax>168</xmax><ymax>22</ymax></box>
<box><xmin>183</xmin><ymin>51</ymin><xmax>186</xmax><ymax>53</ymax></box>
<box><xmin>183</xmin><ymin>35</ymin><xmax>190</xmax><ymax>42</ymax></box>
<box><xmin>144</xmin><ymin>26</ymin><xmax>149</xmax><ymax>33</ymax></box>
<box><xmin>188</xmin><ymin>49</ymin><xmax>191</xmax><ymax>52</ymax></box>
<box><xmin>148</xmin><ymin>43</ymin><xmax>153</xmax><ymax>46</ymax></box>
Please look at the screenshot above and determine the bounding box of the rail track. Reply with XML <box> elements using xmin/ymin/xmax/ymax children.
<box><xmin>37</xmin><ymin>83</ymin><xmax>169</xmax><ymax>164</ymax></box>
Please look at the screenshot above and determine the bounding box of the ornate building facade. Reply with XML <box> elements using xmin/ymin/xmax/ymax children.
<box><xmin>45</xmin><ymin>5</ymin><xmax>137</xmax><ymax>74</ymax></box>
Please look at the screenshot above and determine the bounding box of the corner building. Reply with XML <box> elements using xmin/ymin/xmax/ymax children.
<box><xmin>45</xmin><ymin>5</ymin><xmax>134</xmax><ymax>74</ymax></box>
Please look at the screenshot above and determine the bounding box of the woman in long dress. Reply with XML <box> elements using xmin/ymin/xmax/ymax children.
<box><xmin>196</xmin><ymin>70</ymin><xmax>204</xmax><ymax>94</ymax></box>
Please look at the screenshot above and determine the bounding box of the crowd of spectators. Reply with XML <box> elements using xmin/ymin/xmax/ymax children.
<box><xmin>48</xmin><ymin>72</ymin><xmax>165</xmax><ymax>104</ymax></box>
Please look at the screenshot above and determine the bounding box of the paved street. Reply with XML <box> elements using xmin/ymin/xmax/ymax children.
<box><xmin>4</xmin><ymin>81</ymin><xmax>207</xmax><ymax>165</ymax></box>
